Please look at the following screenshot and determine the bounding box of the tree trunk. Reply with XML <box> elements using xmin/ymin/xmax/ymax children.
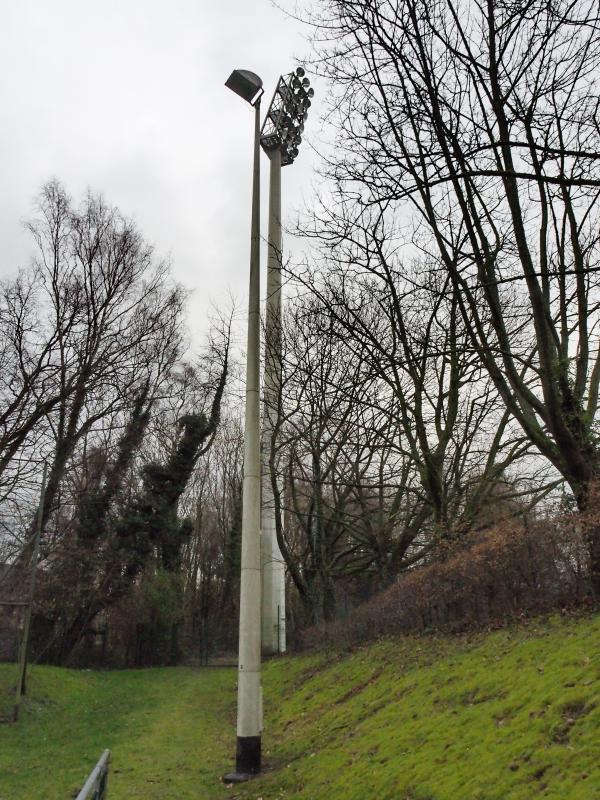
<box><xmin>574</xmin><ymin>479</ymin><xmax>600</xmax><ymax>597</ymax></box>
<box><xmin>323</xmin><ymin>575</ymin><xmax>336</xmax><ymax>622</ymax></box>
<box><xmin>588</xmin><ymin>529</ymin><xmax>600</xmax><ymax>597</ymax></box>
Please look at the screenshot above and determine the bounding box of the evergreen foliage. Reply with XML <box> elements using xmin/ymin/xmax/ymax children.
<box><xmin>116</xmin><ymin>413</ymin><xmax>213</xmax><ymax>573</ymax></box>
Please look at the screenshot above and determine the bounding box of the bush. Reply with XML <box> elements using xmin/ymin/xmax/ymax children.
<box><xmin>300</xmin><ymin>511</ymin><xmax>592</xmax><ymax>650</ymax></box>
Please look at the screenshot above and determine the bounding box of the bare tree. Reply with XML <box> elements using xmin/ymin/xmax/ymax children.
<box><xmin>304</xmin><ymin>0</ymin><xmax>600</xmax><ymax>590</ymax></box>
<box><xmin>34</xmin><ymin>315</ymin><xmax>232</xmax><ymax>665</ymax></box>
<box><xmin>267</xmin><ymin>276</ymin><xmax>546</xmax><ymax>623</ymax></box>
<box><xmin>272</xmin><ymin>298</ymin><xmax>389</xmax><ymax>622</ymax></box>
<box><xmin>0</xmin><ymin>180</ymin><xmax>184</xmax><ymax>561</ymax></box>
<box><xmin>180</xmin><ymin>412</ymin><xmax>244</xmax><ymax>661</ymax></box>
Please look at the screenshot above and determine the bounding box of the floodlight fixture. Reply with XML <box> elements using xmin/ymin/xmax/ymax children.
<box><xmin>225</xmin><ymin>69</ymin><xmax>264</xmax><ymax>106</ymax></box>
<box><xmin>260</xmin><ymin>67</ymin><xmax>315</xmax><ymax>165</ymax></box>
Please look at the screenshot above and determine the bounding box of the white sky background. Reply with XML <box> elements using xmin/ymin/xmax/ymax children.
<box><xmin>0</xmin><ymin>0</ymin><xmax>319</xmax><ymax>347</ymax></box>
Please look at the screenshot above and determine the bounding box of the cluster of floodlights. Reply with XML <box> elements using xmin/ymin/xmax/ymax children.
<box><xmin>260</xmin><ymin>67</ymin><xmax>314</xmax><ymax>166</ymax></box>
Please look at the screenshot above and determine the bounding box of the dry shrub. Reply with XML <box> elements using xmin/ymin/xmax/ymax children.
<box><xmin>299</xmin><ymin>511</ymin><xmax>592</xmax><ymax>650</ymax></box>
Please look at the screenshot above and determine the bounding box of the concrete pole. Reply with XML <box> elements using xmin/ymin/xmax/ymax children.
<box><xmin>261</xmin><ymin>148</ymin><xmax>286</xmax><ymax>655</ymax></box>
<box><xmin>232</xmin><ymin>98</ymin><xmax>262</xmax><ymax>778</ymax></box>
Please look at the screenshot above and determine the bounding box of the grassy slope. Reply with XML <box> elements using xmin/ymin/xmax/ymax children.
<box><xmin>1</xmin><ymin>613</ymin><xmax>599</xmax><ymax>799</ymax></box>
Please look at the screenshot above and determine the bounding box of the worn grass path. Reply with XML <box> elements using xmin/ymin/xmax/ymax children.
<box><xmin>0</xmin><ymin>665</ymin><xmax>236</xmax><ymax>799</ymax></box>
<box><xmin>1</xmin><ymin>613</ymin><xmax>599</xmax><ymax>799</ymax></box>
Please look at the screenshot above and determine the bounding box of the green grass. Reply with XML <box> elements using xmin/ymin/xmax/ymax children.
<box><xmin>0</xmin><ymin>664</ymin><xmax>236</xmax><ymax>799</ymax></box>
<box><xmin>0</xmin><ymin>660</ymin><xmax>18</xmax><ymax>721</ymax></box>
<box><xmin>1</xmin><ymin>613</ymin><xmax>599</xmax><ymax>799</ymax></box>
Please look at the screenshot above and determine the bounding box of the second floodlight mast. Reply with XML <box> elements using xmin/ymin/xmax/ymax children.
<box><xmin>224</xmin><ymin>67</ymin><xmax>264</xmax><ymax>781</ymax></box>
<box><xmin>259</xmin><ymin>68</ymin><xmax>314</xmax><ymax>656</ymax></box>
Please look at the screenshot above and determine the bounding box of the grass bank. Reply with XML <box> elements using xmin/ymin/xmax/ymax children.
<box><xmin>1</xmin><ymin>613</ymin><xmax>599</xmax><ymax>799</ymax></box>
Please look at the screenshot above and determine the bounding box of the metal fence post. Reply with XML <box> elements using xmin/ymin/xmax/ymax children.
<box><xmin>75</xmin><ymin>749</ymin><xmax>111</xmax><ymax>800</ymax></box>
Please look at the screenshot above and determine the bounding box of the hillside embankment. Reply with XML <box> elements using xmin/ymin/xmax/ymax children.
<box><xmin>0</xmin><ymin>612</ymin><xmax>598</xmax><ymax>799</ymax></box>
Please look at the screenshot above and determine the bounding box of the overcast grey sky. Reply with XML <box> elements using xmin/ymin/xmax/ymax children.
<box><xmin>0</xmin><ymin>0</ymin><xmax>320</xmax><ymax>343</ymax></box>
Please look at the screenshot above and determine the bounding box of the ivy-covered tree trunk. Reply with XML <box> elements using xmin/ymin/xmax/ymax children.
<box><xmin>55</xmin><ymin>351</ymin><xmax>228</xmax><ymax>664</ymax></box>
<box><xmin>118</xmin><ymin>411</ymin><xmax>221</xmax><ymax>576</ymax></box>
<box><xmin>51</xmin><ymin>390</ymin><xmax>151</xmax><ymax>664</ymax></box>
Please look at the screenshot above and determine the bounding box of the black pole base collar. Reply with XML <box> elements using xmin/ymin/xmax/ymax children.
<box><xmin>223</xmin><ymin>735</ymin><xmax>261</xmax><ymax>783</ymax></box>
<box><xmin>222</xmin><ymin>771</ymin><xmax>255</xmax><ymax>784</ymax></box>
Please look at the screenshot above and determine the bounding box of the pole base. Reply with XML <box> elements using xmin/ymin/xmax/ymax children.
<box><xmin>222</xmin><ymin>771</ymin><xmax>255</xmax><ymax>784</ymax></box>
<box><xmin>224</xmin><ymin>734</ymin><xmax>261</xmax><ymax>781</ymax></box>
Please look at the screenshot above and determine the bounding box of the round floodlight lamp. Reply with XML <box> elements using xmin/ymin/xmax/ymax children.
<box><xmin>296</xmin><ymin>66</ymin><xmax>306</xmax><ymax>77</ymax></box>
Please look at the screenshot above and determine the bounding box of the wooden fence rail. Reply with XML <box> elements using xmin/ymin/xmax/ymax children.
<box><xmin>75</xmin><ymin>749</ymin><xmax>110</xmax><ymax>800</ymax></box>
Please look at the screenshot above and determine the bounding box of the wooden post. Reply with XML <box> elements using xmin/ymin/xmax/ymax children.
<box><xmin>101</xmin><ymin>626</ymin><xmax>108</xmax><ymax>666</ymax></box>
<box><xmin>13</xmin><ymin>462</ymin><xmax>47</xmax><ymax>721</ymax></box>
<box><xmin>169</xmin><ymin>622</ymin><xmax>179</xmax><ymax>666</ymax></box>
<box><xmin>277</xmin><ymin>604</ymin><xmax>281</xmax><ymax>653</ymax></box>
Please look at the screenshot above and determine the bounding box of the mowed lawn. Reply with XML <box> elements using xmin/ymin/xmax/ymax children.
<box><xmin>1</xmin><ymin>612</ymin><xmax>599</xmax><ymax>799</ymax></box>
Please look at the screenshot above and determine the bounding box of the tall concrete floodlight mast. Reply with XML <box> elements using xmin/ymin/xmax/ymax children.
<box><xmin>224</xmin><ymin>68</ymin><xmax>264</xmax><ymax>782</ymax></box>
<box><xmin>259</xmin><ymin>67</ymin><xmax>314</xmax><ymax>655</ymax></box>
